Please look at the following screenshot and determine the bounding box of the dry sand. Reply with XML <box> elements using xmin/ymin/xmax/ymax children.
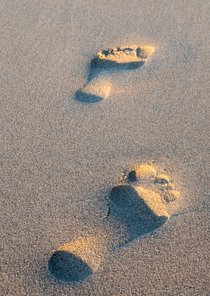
<box><xmin>0</xmin><ymin>0</ymin><xmax>209</xmax><ymax>295</ymax></box>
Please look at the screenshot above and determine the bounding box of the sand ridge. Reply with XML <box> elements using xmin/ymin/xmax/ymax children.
<box><xmin>97</xmin><ymin>45</ymin><xmax>155</xmax><ymax>64</ymax></box>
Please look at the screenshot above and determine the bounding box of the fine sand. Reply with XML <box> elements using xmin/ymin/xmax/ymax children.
<box><xmin>0</xmin><ymin>0</ymin><xmax>210</xmax><ymax>295</ymax></box>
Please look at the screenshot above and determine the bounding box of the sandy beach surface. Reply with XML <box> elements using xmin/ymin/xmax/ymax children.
<box><xmin>0</xmin><ymin>0</ymin><xmax>209</xmax><ymax>295</ymax></box>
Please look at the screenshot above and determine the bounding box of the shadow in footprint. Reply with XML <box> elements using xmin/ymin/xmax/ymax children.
<box><xmin>48</xmin><ymin>251</ymin><xmax>93</xmax><ymax>283</ymax></box>
<box><xmin>75</xmin><ymin>89</ymin><xmax>103</xmax><ymax>104</ymax></box>
<box><xmin>109</xmin><ymin>185</ymin><xmax>168</xmax><ymax>247</ymax></box>
<box><xmin>88</xmin><ymin>58</ymin><xmax>145</xmax><ymax>81</ymax></box>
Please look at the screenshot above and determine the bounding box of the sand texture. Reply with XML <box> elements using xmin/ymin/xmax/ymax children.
<box><xmin>0</xmin><ymin>0</ymin><xmax>210</xmax><ymax>295</ymax></box>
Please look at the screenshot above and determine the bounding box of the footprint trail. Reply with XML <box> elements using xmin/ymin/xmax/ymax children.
<box><xmin>48</xmin><ymin>163</ymin><xmax>180</xmax><ymax>284</ymax></box>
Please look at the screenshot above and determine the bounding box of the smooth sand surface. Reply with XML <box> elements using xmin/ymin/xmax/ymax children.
<box><xmin>0</xmin><ymin>0</ymin><xmax>209</xmax><ymax>295</ymax></box>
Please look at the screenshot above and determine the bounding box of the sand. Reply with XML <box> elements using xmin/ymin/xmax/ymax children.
<box><xmin>0</xmin><ymin>0</ymin><xmax>209</xmax><ymax>295</ymax></box>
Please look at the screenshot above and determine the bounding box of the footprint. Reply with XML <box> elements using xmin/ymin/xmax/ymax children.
<box><xmin>48</xmin><ymin>163</ymin><xmax>180</xmax><ymax>283</ymax></box>
<box><xmin>76</xmin><ymin>45</ymin><xmax>155</xmax><ymax>103</ymax></box>
<box><xmin>109</xmin><ymin>163</ymin><xmax>180</xmax><ymax>247</ymax></box>
<box><xmin>48</xmin><ymin>236</ymin><xmax>104</xmax><ymax>283</ymax></box>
